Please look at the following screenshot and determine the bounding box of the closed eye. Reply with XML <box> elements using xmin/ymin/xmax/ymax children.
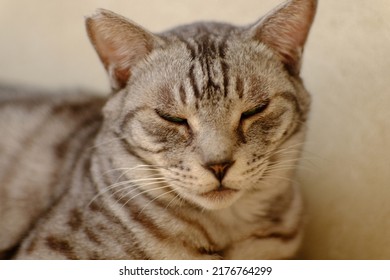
<box><xmin>155</xmin><ymin>109</ymin><xmax>188</xmax><ymax>125</ymax></box>
<box><xmin>241</xmin><ymin>100</ymin><xmax>269</xmax><ymax>120</ymax></box>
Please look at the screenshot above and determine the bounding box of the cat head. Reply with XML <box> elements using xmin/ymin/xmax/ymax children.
<box><xmin>87</xmin><ymin>0</ymin><xmax>317</xmax><ymax>210</ymax></box>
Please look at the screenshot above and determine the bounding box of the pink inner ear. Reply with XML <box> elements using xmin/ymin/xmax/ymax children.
<box><xmin>253</xmin><ymin>0</ymin><xmax>317</xmax><ymax>74</ymax></box>
<box><xmin>113</xmin><ymin>67</ymin><xmax>130</xmax><ymax>89</ymax></box>
<box><xmin>99</xmin><ymin>41</ymin><xmax>132</xmax><ymax>87</ymax></box>
<box><xmin>86</xmin><ymin>10</ymin><xmax>159</xmax><ymax>90</ymax></box>
<box><xmin>268</xmin><ymin>19</ymin><xmax>306</xmax><ymax>65</ymax></box>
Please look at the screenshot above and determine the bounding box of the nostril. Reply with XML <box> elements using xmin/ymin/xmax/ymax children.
<box><xmin>206</xmin><ymin>161</ymin><xmax>234</xmax><ymax>181</ymax></box>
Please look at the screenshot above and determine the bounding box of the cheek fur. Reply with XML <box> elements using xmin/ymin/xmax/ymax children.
<box><xmin>244</xmin><ymin>105</ymin><xmax>298</xmax><ymax>146</ymax></box>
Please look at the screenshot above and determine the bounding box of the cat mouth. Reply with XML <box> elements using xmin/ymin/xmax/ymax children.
<box><xmin>199</xmin><ymin>186</ymin><xmax>239</xmax><ymax>200</ymax></box>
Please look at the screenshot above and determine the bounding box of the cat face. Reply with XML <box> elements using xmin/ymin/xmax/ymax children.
<box><xmin>87</xmin><ymin>0</ymin><xmax>316</xmax><ymax>210</ymax></box>
<box><xmin>109</xmin><ymin>38</ymin><xmax>303</xmax><ymax>209</ymax></box>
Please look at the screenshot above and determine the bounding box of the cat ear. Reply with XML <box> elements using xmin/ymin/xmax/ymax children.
<box><xmin>86</xmin><ymin>9</ymin><xmax>163</xmax><ymax>90</ymax></box>
<box><xmin>248</xmin><ymin>0</ymin><xmax>317</xmax><ymax>75</ymax></box>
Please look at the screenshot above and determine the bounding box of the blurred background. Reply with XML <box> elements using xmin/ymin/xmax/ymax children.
<box><xmin>1</xmin><ymin>0</ymin><xmax>390</xmax><ymax>259</ymax></box>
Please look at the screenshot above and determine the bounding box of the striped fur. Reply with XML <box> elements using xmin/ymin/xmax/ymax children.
<box><xmin>0</xmin><ymin>0</ymin><xmax>316</xmax><ymax>259</ymax></box>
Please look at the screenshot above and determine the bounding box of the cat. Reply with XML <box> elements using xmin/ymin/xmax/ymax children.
<box><xmin>0</xmin><ymin>0</ymin><xmax>316</xmax><ymax>259</ymax></box>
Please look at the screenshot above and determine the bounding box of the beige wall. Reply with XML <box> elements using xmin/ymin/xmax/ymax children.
<box><xmin>1</xmin><ymin>0</ymin><xmax>390</xmax><ymax>259</ymax></box>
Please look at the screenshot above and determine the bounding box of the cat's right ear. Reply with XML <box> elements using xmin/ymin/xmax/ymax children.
<box><xmin>86</xmin><ymin>9</ymin><xmax>163</xmax><ymax>91</ymax></box>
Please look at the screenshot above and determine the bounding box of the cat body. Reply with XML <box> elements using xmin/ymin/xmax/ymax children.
<box><xmin>0</xmin><ymin>0</ymin><xmax>316</xmax><ymax>259</ymax></box>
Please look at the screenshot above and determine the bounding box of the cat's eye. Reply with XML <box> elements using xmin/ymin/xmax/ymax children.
<box><xmin>156</xmin><ymin>110</ymin><xmax>188</xmax><ymax>125</ymax></box>
<box><xmin>241</xmin><ymin>101</ymin><xmax>270</xmax><ymax>120</ymax></box>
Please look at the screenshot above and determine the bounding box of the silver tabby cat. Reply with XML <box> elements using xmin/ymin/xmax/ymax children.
<box><xmin>0</xmin><ymin>0</ymin><xmax>316</xmax><ymax>259</ymax></box>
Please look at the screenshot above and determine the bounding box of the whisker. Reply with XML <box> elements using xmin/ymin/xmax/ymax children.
<box><xmin>87</xmin><ymin>176</ymin><xmax>174</xmax><ymax>208</ymax></box>
<box><xmin>138</xmin><ymin>187</ymin><xmax>179</xmax><ymax>215</ymax></box>
<box><xmin>166</xmin><ymin>192</ymin><xmax>182</xmax><ymax>209</ymax></box>
<box><xmin>272</xmin><ymin>142</ymin><xmax>306</xmax><ymax>153</ymax></box>
<box><xmin>261</xmin><ymin>174</ymin><xmax>297</xmax><ymax>184</ymax></box>
<box><xmin>111</xmin><ymin>165</ymin><xmax>167</xmax><ymax>183</ymax></box>
<box><xmin>119</xmin><ymin>185</ymin><xmax>171</xmax><ymax>211</ymax></box>
<box><xmin>266</xmin><ymin>165</ymin><xmax>313</xmax><ymax>172</ymax></box>
<box><xmin>101</xmin><ymin>165</ymin><xmax>166</xmax><ymax>184</ymax></box>
<box><xmin>267</xmin><ymin>157</ymin><xmax>301</xmax><ymax>165</ymax></box>
<box><xmin>114</xmin><ymin>179</ymin><xmax>175</xmax><ymax>203</ymax></box>
<box><xmin>109</xmin><ymin>177</ymin><xmax>168</xmax><ymax>188</ymax></box>
<box><xmin>102</xmin><ymin>165</ymin><xmax>165</xmax><ymax>175</ymax></box>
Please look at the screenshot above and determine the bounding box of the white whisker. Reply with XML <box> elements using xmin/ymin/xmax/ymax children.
<box><xmin>166</xmin><ymin>192</ymin><xmax>182</xmax><ymax>209</ymax></box>
<box><xmin>138</xmin><ymin>187</ymin><xmax>178</xmax><ymax>216</ymax></box>
<box><xmin>87</xmin><ymin>175</ymin><xmax>173</xmax><ymax>208</ymax></box>
<box><xmin>119</xmin><ymin>185</ymin><xmax>171</xmax><ymax>211</ymax></box>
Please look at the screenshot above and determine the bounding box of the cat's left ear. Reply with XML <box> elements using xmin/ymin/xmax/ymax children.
<box><xmin>248</xmin><ymin>0</ymin><xmax>317</xmax><ymax>75</ymax></box>
<box><xmin>86</xmin><ymin>9</ymin><xmax>163</xmax><ymax>90</ymax></box>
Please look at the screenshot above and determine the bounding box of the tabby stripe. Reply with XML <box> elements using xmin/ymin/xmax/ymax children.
<box><xmin>33</xmin><ymin>118</ymin><xmax>100</xmax><ymax>223</ymax></box>
<box><xmin>25</xmin><ymin>236</ymin><xmax>37</xmax><ymax>255</ymax></box>
<box><xmin>0</xmin><ymin>244</ymin><xmax>20</xmax><ymax>259</ymax></box>
<box><xmin>179</xmin><ymin>84</ymin><xmax>187</xmax><ymax>105</ymax></box>
<box><xmin>119</xmin><ymin>106</ymin><xmax>147</xmax><ymax>133</ymax></box>
<box><xmin>113</xmin><ymin>131</ymin><xmax>145</xmax><ymax>163</ymax></box>
<box><xmin>274</xmin><ymin>92</ymin><xmax>301</xmax><ymax>116</ymax></box>
<box><xmin>40</xmin><ymin>119</ymin><xmax>101</xmax><ymax>221</ymax></box>
<box><xmin>129</xmin><ymin>206</ymin><xmax>171</xmax><ymax>241</ymax></box>
<box><xmin>235</xmin><ymin>76</ymin><xmax>243</xmax><ymax>99</ymax></box>
<box><xmin>83</xmin><ymin>227</ymin><xmax>101</xmax><ymax>245</ymax></box>
<box><xmin>51</xmin><ymin>115</ymin><xmax>102</xmax><ymax>196</ymax></box>
<box><xmin>256</xmin><ymin>228</ymin><xmax>300</xmax><ymax>243</ymax></box>
<box><xmin>67</xmin><ymin>208</ymin><xmax>83</xmax><ymax>231</ymax></box>
<box><xmin>45</xmin><ymin>236</ymin><xmax>76</xmax><ymax>259</ymax></box>
<box><xmin>176</xmin><ymin>35</ymin><xmax>196</xmax><ymax>60</ymax></box>
<box><xmin>205</xmin><ymin>58</ymin><xmax>221</xmax><ymax>95</ymax></box>
<box><xmin>114</xmin><ymin>129</ymin><xmax>169</xmax><ymax>155</ymax></box>
<box><xmin>86</xmin><ymin>153</ymin><xmax>154</xmax><ymax>259</ymax></box>
<box><xmin>51</xmin><ymin>99</ymin><xmax>104</xmax><ymax>116</ymax></box>
<box><xmin>221</xmin><ymin>60</ymin><xmax>230</xmax><ymax>97</ymax></box>
<box><xmin>273</xmin><ymin>92</ymin><xmax>303</xmax><ymax>141</ymax></box>
<box><xmin>140</xmin><ymin>190</ymin><xmax>218</xmax><ymax>248</ymax></box>
<box><xmin>236</xmin><ymin>124</ymin><xmax>247</xmax><ymax>144</ymax></box>
<box><xmin>139</xmin><ymin>122</ymin><xmax>169</xmax><ymax>143</ymax></box>
<box><xmin>117</xmin><ymin>188</ymin><xmax>170</xmax><ymax>241</ymax></box>
<box><xmin>85</xmin><ymin>189</ymin><xmax>148</xmax><ymax>258</ymax></box>
<box><xmin>219</xmin><ymin>33</ymin><xmax>229</xmax><ymax>57</ymax></box>
<box><xmin>189</xmin><ymin>64</ymin><xmax>200</xmax><ymax>98</ymax></box>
